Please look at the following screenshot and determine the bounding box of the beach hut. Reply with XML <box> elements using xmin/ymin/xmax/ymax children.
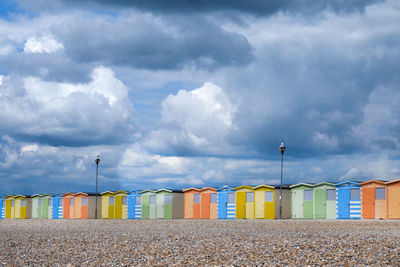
<box><xmin>51</xmin><ymin>193</ymin><xmax>63</xmax><ymax>219</ymax></box>
<box><xmin>101</xmin><ymin>191</ymin><xmax>115</xmax><ymax>219</ymax></box>
<box><xmin>360</xmin><ymin>180</ymin><xmax>387</xmax><ymax>219</ymax></box>
<box><xmin>14</xmin><ymin>195</ymin><xmax>31</xmax><ymax>219</ymax></box>
<box><xmin>62</xmin><ymin>192</ymin><xmax>74</xmax><ymax>219</ymax></box>
<box><xmin>335</xmin><ymin>181</ymin><xmax>361</xmax><ymax>219</ymax></box>
<box><xmin>217</xmin><ymin>185</ymin><xmax>236</xmax><ymax>219</ymax></box>
<box><xmin>114</xmin><ymin>191</ymin><xmax>128</xmax><ymax>219</ymax></box>
<box><xmin>199</xmin><ymin>187</ymin><xmax>217</xmax><ymax>219</ymax></box>
<box><xmin>0</xmin><ymin>196</ymin><xmax>4</xmax><ymax>219</ymax></box>
<box><xmin>273</xmin><ymin>186</ymin><xmax>292</xmax><ymax>219</ymax></box>
<box><xmin>290</xmin><ymin>183</ymin><xmax>314</xmax><ymax>219</ymax></box>
<box><xmin>183</xmin><ymin>188</ymin><xmax>201</xmax><ymax>219</ymax></box>
<box><xmin>141</xmin><ymin>190</ymin><xmax>157</xmax><ymax>219</ymax></box>
<box><xmin>5</xmin><ymin>195</ymin><xmax>14</xmax><ymax>219</ymax></box>
<box><xmin>127</xmin><ymin>191</ymin><xmax>142</xmax><ymax>219</ymax></box>
<box><xmin>235</xmin><ymin>186</ymin><xmax>255</xmax><ymax>219</ymax></box>
<box><xmin>31</xmin><ymin>194</ymin><xmax>40</xmax><ymax>219</ymax></box>
<box><xmin>386</xmin><ymin>179</ymin><xmax>400</xmax><ymax>219</ymax></box>
<box><xmin>253</xmin><ymin>185</ymin><xmax>275</xmax><ymax>219</ymax></box>
<box><xmin>313</xmin><ymin>182</ymin><xmax>336</xmax><ymax>219</ymax></box>
<box><xmin>62</xmin><ymin>192</ymin><xmax>100</xmax><ymax>219</ymax></box>
<box><xmin>155</xmin><ymin>189</ymin><xmax>184</xmax><ymax>219</ymax></box>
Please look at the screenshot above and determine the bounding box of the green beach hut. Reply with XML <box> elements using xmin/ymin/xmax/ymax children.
<box><xmin>313</xmin><ymin>182</ymin><xmax>336</xmax><ymax>219</ymax></box>
<box><xmin>155</xmin><ymin>189</ymin><xmax>184</xmax><ymax>219</ymax></box>
<box><xmin>290</xmin><ymin>183</ymin><xmax>314</xmax><ymax>219</ymax></box>
<box><xmin>141</xmin><ymin>190</ymin><xmax>157</xmax><ymax>219</ymax></box>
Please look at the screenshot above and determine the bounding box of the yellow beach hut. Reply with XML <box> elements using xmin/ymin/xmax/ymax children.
<box><xmin>14</xmin><ymin>195</ymin><xmax>32</xmax><ymax>219</ymax></box>
<box><xmin>235</xmin><ymin>186</ymin><xmax>254</xmax><ymax>219</ymax></box>
<box><xmin>101</xmin><ymin>191</ymin><xmax>115</xmax><ymax>219</ymax></box>
<box><xmin>5</xmin><ymin>195</ymin><xmax>14</xmax><ymax>219</ymax></box>
<box><xmin>253</xmin><ymin>185</ymin><xmax>275</xmax><ymax>219</ymax></box>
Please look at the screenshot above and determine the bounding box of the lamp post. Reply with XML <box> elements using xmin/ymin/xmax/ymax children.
<box><xmin>95</xmin><ymin>155</ymin><xmax>100</xmax><ymax>219</ymax></box>
<box><xmin>279</xmin><ymin>142</ymin><xmax>286</xmax><ymax>219</ymax></box>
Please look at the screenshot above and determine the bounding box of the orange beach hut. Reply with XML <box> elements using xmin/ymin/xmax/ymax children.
<box><xmin>360</xmin><ymin>180</ymin><xmax>387</xmax><ymax>219</ymax></box>
<box><xmin>63</xmin><ymin>192</ymin><xmax>100</xmax><ymax>219</ymax></box>
<box><xmin>200</xmin><ymin>187</ymin><xmax>218</xmax><ymax>219</ymax></box>
<box><xmin>183</xmin><ymin>188</ymin><xmax>201</xmax><ymax>219</ymax></box>
<box><xmin>386</xmin><ymin>179</ymin><xmax>400</xmax><ymax>219</ymax></box>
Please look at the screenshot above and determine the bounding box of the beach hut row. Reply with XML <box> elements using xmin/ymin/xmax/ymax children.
<box><xmin>1</xmin><ymin>179</ymin><xmax>400</xmax><ymax>220</ymax></box>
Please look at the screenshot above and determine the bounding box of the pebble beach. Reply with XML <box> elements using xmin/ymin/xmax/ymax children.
<box><xmin>0</xmin><ymin>220</ymin><xmax>399</xmax><ymax>266</ymax></box>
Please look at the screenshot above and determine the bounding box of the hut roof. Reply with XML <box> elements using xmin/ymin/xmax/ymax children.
<box><xmin>313</xmin><ymin>182</ymin><xmax>335</xmax><ymax>187</ymax></box>
<box><xmin>335</xmin><ymin>181</ymin><xmax>361</xmax><ymax>186</ymax></box>
<box><xmin>140</xmin><ymin>189</ymin><xmax>156</xmax><ymax>194</ymax></box>
<box><xmin>100</xmin><ymin>191</ymin><xmax>115</xmax><ymax>196</ymax></box>
<box><xmin>385</xmin><ymin>179</ymin><xmax>400</xmax><ymax>185</ymax></box>
<box><xmin>253</xmin><ymin>184</ymin><xmax>274</xmax><ymax>190</ymax></box>
<box><xmin>289</xmin><ymin>183</ymin><xmax>314</xmax><ymax>188</ymax></box>
<box><xmin>199</xmin><ymin>187</ymin><xmax>217</xmax><ymax>192</ymax></box>
<box><xmin>234</xmin><ymin>185</ymin><xmax>253</xmax><ymax>190</ymax></box>
<box><xmin>360</xmin><ymin>180</ymin><xmax>387</xmax><ymax>185</ymax></box>
<box><xmin>216</xmin><ymin>185</ymin><xmax>236</xmax><ymax>191</ymax></box>
<box><xmin>182</xmin><ymin>187</ymin><xmax>201</xmax><ymax>192</ymax></box>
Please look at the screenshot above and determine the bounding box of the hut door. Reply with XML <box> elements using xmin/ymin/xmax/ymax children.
<box><xmin>337</xmin><ymin>188</ymin><xmax>350</xmax><ymax>219</ymax></box>
<box><xmin>149</xmin><ymin>195</ymin><xmax>156</xmax><ymax>219</ymax></box>
<box><xmin>254</xmin><ymin>191</ymin><xmax>265</xmax><ymax>219</ymax></box>
<box><xmin>115</xmin><ymin>196</ymin><xmax>123</xmax><ymax>219</ymax></box>
<box><xmin>5</xmin><ymin>200</ymin><xmax>11</xmax><ymax>219</ymax></box>
<box><xmin>388</xmin><ymin>187</ymin><xmax>400</xmax><ymax>219</ymax></box>
<box><xmin>314</xmin><ymin>189</ymin><xmax>327</xmax><ymax>219</ymax></box>
<box><xmin>292</xmin><ymin>190</ymin><xmax>303</xmax><ymax>219</ymax></box>
<box><xmin>156</xmin><ymin>195</ymin><xmax>164</xmax><ymax>219</ymax></box>
<box><xmin>303</xmin><ymin>190</ymin><xmax>313</xmax><ymax>219</ymax></box>
<box><xmin>236</xmin><ymin>192</ymin><xmax>246</xmax><ymax>219</ymax></box>
<box><xmin>184</xmin><ymin>193</ymin><xmax>193</xmax><ymax>219</ymax></box>
<box><xmin>193</xmin><ymin>194</ymin><xmax>201</xmax><ymax>219</ymax></box>
<box><xmin>201</xmin><ymin>193</ymin><xmax>211</xmax><ymax>219</ymax></box>
<box><xmin>218</xmin><ymin>192</ymin><xmax>227</xmax><ymax>219</ymax></box>
<box><xmin>361</xmin><ymin>187</ymin><xmax>375</xmax><ymax>219</ymax></box>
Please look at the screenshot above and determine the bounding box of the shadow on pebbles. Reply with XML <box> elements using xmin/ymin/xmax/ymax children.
<box><xmin>0</xmin><ymin>220</ymin><xmax>399</xmax><ymax>266</ymax></box>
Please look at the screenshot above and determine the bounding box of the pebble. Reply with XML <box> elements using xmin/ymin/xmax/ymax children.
<box><xmin>0</xmin><ymin>220</ymin><xmax>399</xmax><ymax>266</ymax></box>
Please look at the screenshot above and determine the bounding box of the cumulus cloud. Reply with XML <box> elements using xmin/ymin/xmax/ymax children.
<box><xmin>142</xmin><ymin>82</ymin><xmax>237</xmax><ymax>156</ymax></box>
<box><xmin>0</xmin><ymin>66</ymin><xmax>136</xmax><ymax>146</ymax></box>
<box><xmin>24</xmin><ymin>33</ymin><xmax>63</xmax><ymax>54</ymax></box>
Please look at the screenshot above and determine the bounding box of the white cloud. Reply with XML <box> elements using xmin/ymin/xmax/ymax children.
<box><xmin>24</xmin><ymin>33</ymin><xmax>63</xmax><ymax>54</ymax></box>
<box><xmin>0</xmin><ymin>66</ymin><xmax>135</xmax><ymax>144</ymax></box>
<box><xmin>20</xmin><ymin>144</ymin><xmax>39</xmax><ymax>155</ymax></box>
<box><xmin>143</xmin><ymin>82</ymin><xmax>237</xmax><ymax>155</ymax></box>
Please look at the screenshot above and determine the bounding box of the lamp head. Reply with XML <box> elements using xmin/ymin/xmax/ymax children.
<box><xmin>95</xmin><ymin>155</ymin><xmax>100</xmax><ymax>165</ymax></box>
<box><xmin>279</xmin><ymin>142</ymin><xmax>286</xmax><ymax>154</ymax></box>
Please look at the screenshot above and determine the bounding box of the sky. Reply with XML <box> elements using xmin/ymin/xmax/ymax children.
<box><xmin>0</xmin><ymin>0</ymin><xmax>399</xmax><ymax>195</ymax></box>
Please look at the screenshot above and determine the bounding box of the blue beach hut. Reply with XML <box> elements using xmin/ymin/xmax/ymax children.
<box><xmin>217</xmin><ymin>185</ymin><xmax>236</xmax><ymax>219</ymax></box>
<box><xmin>52</xmin><ymin>193</ymin><xmax>64</xmax><ymax>219</ymax></box>
<box><xmin>127</xmin><ymin>191</ymin><xmax>142</xmax><ymax>219</ymax></box>
<box><xmin>0</xmin><ymin>196</ymin><xmax>4</xmax><ymax>219</ymax></box>
<box><xmin>335</xmin><ymin>181</ymin><xmax>361</xmax><ymax>219</ymax></box>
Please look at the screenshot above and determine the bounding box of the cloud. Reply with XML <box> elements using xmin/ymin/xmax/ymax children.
<box><xmin>0</xmin><ymin>66</ymin><xmax>136</xmax><ymax>146</ymax></box>
<box><xmin>24</xmin><ymin>33</ymin><xmax>63</xmax><ymax>54</ymax></box>
<box><xmin>17</xmin><ymin>0</ymin><xmax>383</xmax><ymax>16</ymax></box>
<box><xmin>142</xmin><ymin>82</ymin><xmax>237</xmax><ymax>156</ymax></box>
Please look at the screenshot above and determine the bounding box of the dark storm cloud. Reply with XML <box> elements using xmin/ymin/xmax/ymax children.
<box><xmin>54</xmin><ymin>14</ymin><xmax>253</xmax><ymax>70</ymax></box>
<box><xmin>18</xmin><ymin>0</ymin><xmax>383</xmax><ymax>16</ymax></box>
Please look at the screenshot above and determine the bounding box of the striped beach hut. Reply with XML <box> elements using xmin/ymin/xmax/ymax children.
<box><xmin>141</xmin><ymin>190</ymin><xmax>157</xmax><ymax>219</ymax></box>
<box><xmin>51</xmin><ymin>193</ymin><xmax>63</xmax><ymax>219</ymax></box>
<box><xmin>217</xmin><ymin>185</ymin><xmax>236</xmax><ymax>219</ymax></box>
<box><xmin>200</xmin><ymin>187</ymin><xmax>218</xmax><ymax>219</ymax></box>
<box><xmin>313</xmin><ymin>182</ymin><xmax>336</xmax><ymax>219</ymax></box>
<box><xmin>101</xmin><ymin>191</ymin><xmax>115</xmax><ymax>219</ymax></box>
<box><xmin>127</xmin><ymin>190</ymin><xmax>142</xmax><ymax>219</ymax></box>
<box><xmin>0</xmin><ymin>196</ymin><xmax>4</xmax><ymax>219</ymax></box>
<box><xmin>360</xmin><ymin>180</ymin><xmax>387</xmax><ymax>219</ymax></box>
<box><xmin>155</xmin><ymin>189</ymin><xmax>184</xmax><ymax>219</ymax></box>
<box><xmin>290</xmin><ymin>183</ymin><xmax>314</xmax><ymax>219</ymax></box>
<box><xmin>235</xmin><ymin>185</ymin><xmax>255</xmax><ymax>219</ymax></box>
<box><xmin>5</xmin><ymin>195</ymin><xmax>14</xmax><ymax>219</ymax></box>
<box><xmin>183</xmin><ymin>188</ymin><xmax>201</xmax><ymax>219</ymax></box>
<box><xmin>335</xmin><ymin>181</ymin><xmax>361</xmax><ymax>219</ymax></box>
<box><xmin>386</xmin><ymin>179</ymin><xmax>400</xmax><ymax>219</ymax></box>
<box><xmin>14</xmin><ymin>195</ymin><xmax>31</xmax><ymax>219</ymax></box>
